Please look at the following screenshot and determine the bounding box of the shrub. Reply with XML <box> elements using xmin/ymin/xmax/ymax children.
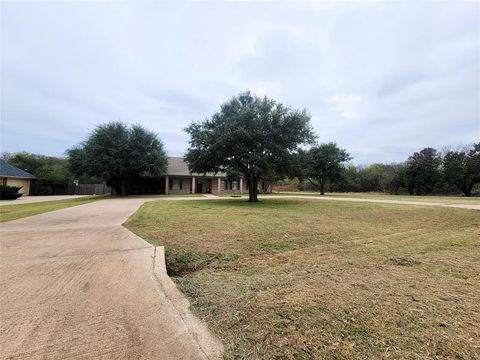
<box><xmin>0</xmin><ymin>185</ymin><xmax>23</xmax><ymax>200</ymax></box>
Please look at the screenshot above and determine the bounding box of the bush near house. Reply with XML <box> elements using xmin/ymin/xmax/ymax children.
<box><xmin>0</xmin><ymin>185</ymin><xmax>23</xmax><ymax>200</ymax></box>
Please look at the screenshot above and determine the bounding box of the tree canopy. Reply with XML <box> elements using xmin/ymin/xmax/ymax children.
<box><xmin>1</xmin><ymin>151</ymin><xmax>71</xmax><ymax>183</ymax></box>
<box><xmin>405</xmin><ymin>147</ymin><xmax>441</xmax><ymax>195</ymax></box>
<box><xmin>302</xmin><ymin>143</ymin><xmax>351</xmax><ymax>195</ymax></box>
<box><xmin>66</xmin><ymin>122</ymin><xmax>167</xmax><ymax>195</ymax></box>
<box><xmin>184</xmin><ymin>91</ymin><xmax>315</xmax><ymax>201</ymax></box>
<box><xmin>443</xmin><ymin>143</ymin><xmax>480</xmax><ymax>196</ymax></box>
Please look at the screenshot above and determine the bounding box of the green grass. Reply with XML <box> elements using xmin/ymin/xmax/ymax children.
<box><xmin>125</xmin><ymin>199</ymin><xmax>480</xmax><ymax>359</ymax></box>
<box><xmin>271</xmin><ymin>191</ymin><xmax>480</xmax><ymax>204</ymax></box>
<box><xmin>0</xmin><ymin>196</ymin><xmax>107</xmax><ymax>222</ymax></box>
<box><xmin>0</xmin><ymin>194</ymin><xmax>203</xmax><ymax>223</ymax></box>
<box><xmin>116</xmin><ymin>194</ymin><xmax>205</xmax><ymax>198</ymax></box>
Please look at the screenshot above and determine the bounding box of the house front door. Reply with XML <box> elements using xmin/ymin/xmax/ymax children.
<box><xmin>196</xmin><ymin>181</ymin><xmax>203</xmax><ymax>194</ymax></box>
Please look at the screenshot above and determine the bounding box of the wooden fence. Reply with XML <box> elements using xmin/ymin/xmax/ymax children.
<box><xmin>74</xmin><ymin>183</ymin><xmax>111</xmax><ymax>195</ymax></box>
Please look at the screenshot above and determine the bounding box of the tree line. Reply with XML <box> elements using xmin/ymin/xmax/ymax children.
<box><xmin>2</xmin><ymin>91</ymin><xmax>478</xmax><ymax>200</ymax></box>
<box><xmin>279</xmin><ymin>144</ymin><xmax>480</xmax><ymax>197</ymax></box>
<box><xmin>184</xmin><ymin>91</ymin><xmax>479</xmax><ymax>200</ymax></box>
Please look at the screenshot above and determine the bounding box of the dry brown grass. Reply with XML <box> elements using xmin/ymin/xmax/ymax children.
<box><xmin>125</xmin><ymin>199</ymin><xmax>480</xmax><ymax>359</ymax></box>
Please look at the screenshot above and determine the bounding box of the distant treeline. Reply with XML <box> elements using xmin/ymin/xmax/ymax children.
<box><xmin>0</xmin><ymin>152</ymin><xmax>102</xmax><ymax>195</ymax></box>
<box><xmin>3</xmin><ymin>142</ymin><xmax>479</xmax><ymax>197</ymax></box>
<box><xmin>276</xmin><ymin>144</ymin><xmax>480</xmax><ymax>196</ymax></box>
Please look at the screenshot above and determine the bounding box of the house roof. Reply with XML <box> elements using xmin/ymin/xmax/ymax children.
<box><xmin>0</xmin><ymin>160</ymin><xmax>36</xmax><ymax>179</ymax></box>
<box><xmin>167</xmin><ymin>157</ymin><xmax>225</xmax><ymax>177</ymax></box>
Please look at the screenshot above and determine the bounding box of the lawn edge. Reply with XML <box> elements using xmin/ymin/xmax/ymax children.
<box><xmin>120</xmin><ymin>206</ymin><xmax>224</xmax><ymax>360</ymax></box>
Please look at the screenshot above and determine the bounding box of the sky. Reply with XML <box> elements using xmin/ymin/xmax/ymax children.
<box><xmin>1</xmin><ymin>1</ymin><xmax>479</xmax><ymax>165</ymax></box>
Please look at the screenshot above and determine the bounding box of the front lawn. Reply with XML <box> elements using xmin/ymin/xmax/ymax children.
<box><xmin>0</xmin><ymin>196</ymin><xmax>106</xmax><ymax>222</ymax></box>
<box><xmin>125</xmin><ymin>199</ymin><xmax>480</xmax><ymax>359</ymax></box>
<box><xmin>271</xmin><ymin>192</ymin><xmax>480</xmax><ymax>204</ymax></box>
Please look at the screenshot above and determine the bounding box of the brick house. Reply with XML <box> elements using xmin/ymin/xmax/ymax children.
<box><xmin>0</xmin><ymin>159</ymin><xmax>36</xmax><ymax>195</ymax></box>
<box><xmin>165</xmin><ymin>157</ymin><xmax>247</xmax><ymax>195</ymax></box>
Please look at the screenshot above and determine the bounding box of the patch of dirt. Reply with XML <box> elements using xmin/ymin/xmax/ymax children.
<box><xmin>387</xmin><ymin>256</ymin><xmax>421</xmax><ymax>266</ymax></box>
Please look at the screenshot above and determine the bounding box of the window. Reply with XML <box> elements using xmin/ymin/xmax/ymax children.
<box><xmin>169</xmin><ymin>179</ymin><xmax>173</xmax><ymax>190</ymax></box>
<box><xmin>180</xmin><ymin>179</ymin><xmax>183</xmax><ymax>190</ymax></box>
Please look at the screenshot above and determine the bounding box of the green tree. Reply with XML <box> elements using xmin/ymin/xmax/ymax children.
<box><xmin>443</xmin><ymin>143</ymin><xmax>480</xmax><ymax>196</ymax></box>
<box><xmin>66</xmin><ymin>122</ymin><xmax>167</xmax><ymax>195</ymax></box>
<box><xmin>405</xmin><ymin>147</ymin><xmax>441</xmax><ymax>195</ymax></box>
<box><xmin>304</xmin><ymin>143</ymin><xmax>351</xmax><ymax>195</ymax></box>
<box><xmin>332</xmin><ymin>164</ymin><xmax>360</xmax><ymax>192</ymax></box>
<box><xmin>1</xmin><ymin>151</ymin><xmax>72</xmax><ymax>182</ymax></box>
<box><xmin>184</xmin><ymin>91</ymin><xmax>315</xmax><ymax>202</ymax></box>
<box><xmin>356</xmin><ymin>163</ymin><xmax>399</xmax><ymax>193</ymax></box>
<box><xmin>385</xmin><ymin>163</ymin><xmax>408</xmax><ymax>194</ymax></box>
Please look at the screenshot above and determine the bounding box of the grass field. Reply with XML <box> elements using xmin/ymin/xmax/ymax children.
<box><xmin>0</xmin><ymin>196</ymin><xmax>106</xmax><ymax>222</ymax></box>
<box><xmin>126</xmin><ymin>199</ymin><xmax>480</xmax><ymax>359</ymax></box>
<box><xmin>116</xmin><ymin>194</ymin><xmax>205</xmax><ymax>198</ymax></box>
<box><xmin>0</xmin><ymin>194</ymin><xmax>204</xmax><ymax>223</ymax></box>
<box><xmin>271</xmin><ymin>192</ymin><xmax>480</xmax><ymax>204</ymax></box>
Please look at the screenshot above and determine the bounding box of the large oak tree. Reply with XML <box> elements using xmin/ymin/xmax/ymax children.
<box><xmin>184</xmin><ymin>91</ymin><xmax>315</xmax><ymax>202</ymax></box>
<box><xmin>67</xmin><ymin>122</ymin><xmax>167</xmax><ymax>195</ymax></box>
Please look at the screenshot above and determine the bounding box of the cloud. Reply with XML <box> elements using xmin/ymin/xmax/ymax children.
<box><xmin>1</xmin><ymin>1</ymin><xmax>478</xmax><ymax>164</ymax></box>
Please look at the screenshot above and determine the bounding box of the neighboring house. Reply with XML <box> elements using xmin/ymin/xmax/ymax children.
<box><xmin>165</xmin><ymin>157</ymin><xmax>247</xmax><ymax>195</ymax></box>
<box><xmin>0</xmin><ymin>160</ymin><xmax>36</xmax><ymax>195</ymax></box>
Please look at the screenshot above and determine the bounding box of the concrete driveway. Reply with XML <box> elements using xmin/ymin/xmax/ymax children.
<box><xmin>0</xmin><ymin>198</ymin><xmax>222</xmax><ymax>359</ymax></box>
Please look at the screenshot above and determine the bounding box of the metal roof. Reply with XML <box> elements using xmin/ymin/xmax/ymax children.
<box><xmin>167</xmin><ymin>157</ymin><xmax>225</xmax><ymax>177</ymax></box>
<box><xmin>0</xmin><ymin>160</ymin><xmax>36</xmax><ymax>179</ymax></box>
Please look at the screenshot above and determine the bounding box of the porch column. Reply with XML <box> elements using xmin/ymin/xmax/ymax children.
<box><xmin>217</xmin><ymin>178</ymin><xmax>221</xmax><ymax>194</ymax></box>
<box><xmin>165</xmin><ymin>176</ymin><xmax>169</xmax><ymax>195</ymax></box>
<box><xmin>240</xmin><ymin>178</ymin><xmax>243</xmax><ymax>195</ymax></box>
<box><xmin>191</xmin><ymin>176</ymin><xmax>196</xmax><ymax>194</ymax></box>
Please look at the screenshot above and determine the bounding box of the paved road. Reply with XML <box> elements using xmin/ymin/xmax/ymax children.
<box><xmin>0</xmin><ymin>198</ymin><xmax>221</xmax><ymax>360</ymax></box>
<box><xmin>0</xmin><ymin>195</ymin><xmax>88</xmax><ymax>206</ymax></box>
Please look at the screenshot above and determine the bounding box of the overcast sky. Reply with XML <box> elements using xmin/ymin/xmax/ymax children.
<box><xmin>1</xmin><ymin>1</ymin><xmax>479</xmax><ymax>164</ymax></box>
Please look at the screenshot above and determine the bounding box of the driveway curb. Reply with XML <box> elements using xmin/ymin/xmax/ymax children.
<box><xmin>120</xmin><ymin>211</ymin><xmax>224</xmax><ymax>360</ymax></box>
<box><xmin>151</xmin><ymin>246</ymin><xmax>224</xmax><ymax>360</ymax></box>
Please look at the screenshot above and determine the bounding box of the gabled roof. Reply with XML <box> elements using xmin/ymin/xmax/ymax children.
<box><xmin>167</xmin><ymin>157</ymin><xmax>225</xmax><ymax>177</ymax></box>
<box><xmin>0</xmin><ymin>160</ymin><xmax>36</xmax><ymax>179</ymax></box>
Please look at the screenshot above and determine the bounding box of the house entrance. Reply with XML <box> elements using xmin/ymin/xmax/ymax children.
<box><xmin>195</xmin><ymin>181</ymin><xmax>203</xmax><ymax>194</ymax></box>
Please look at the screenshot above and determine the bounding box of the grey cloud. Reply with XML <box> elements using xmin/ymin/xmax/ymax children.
<box><xmin>1</xmin><ymin>1</ymin><xmax>478</xmax><ymax>163</ymax></box>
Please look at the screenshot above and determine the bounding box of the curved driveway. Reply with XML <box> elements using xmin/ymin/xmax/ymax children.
<box><xmin>0</xmin><ymin>198</ymin><xmax>222</xmax><ymax>360</ymax></box>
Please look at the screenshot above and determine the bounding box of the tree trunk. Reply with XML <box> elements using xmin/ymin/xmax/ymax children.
<box><xmin>408</xmin><ymin>184</ymin><xmax>414</xmax><ymax>195</ymax></box>
<box><xmin>248</xmin><ymin>176</ymin><xmax>259</xmax><ymax>202</ymax></box>
<box><xmin>248</xmin><ymin>177</ymin><xmax>253</xmax><ymax>201</ymax></box>
<box><xmin>320</xmin><ymin>179</ymin><xmax>325</xmax><ymax>195</ymax></box>
<box><xmin>120</xmin><ymin>179</ymin><xmax>127</xmax><ymax>196</ymax></box>
<box><xmin>463</xmin><ymin>180</ymin><xmax>473</xmax><ymax>197</ymax></box>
